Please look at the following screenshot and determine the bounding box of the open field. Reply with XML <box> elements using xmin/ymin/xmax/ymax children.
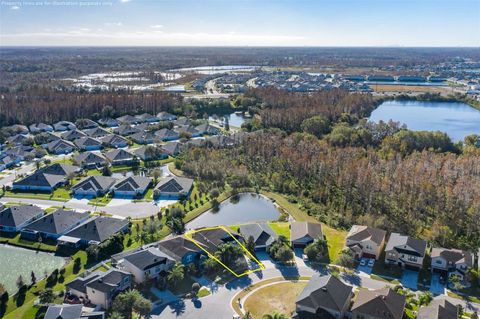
<box><xmin>371</xmin><ymin>84</ymin><xmax>452</xmax><ymax>94</ymax></box>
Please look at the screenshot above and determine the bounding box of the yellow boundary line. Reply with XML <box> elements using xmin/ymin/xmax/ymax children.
<box><xmin>185</xmin><ymin>226</ymin><xmax>265</xmax><ymax>277</ymax></box>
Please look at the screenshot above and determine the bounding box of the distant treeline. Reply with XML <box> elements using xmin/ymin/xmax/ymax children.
<box><xmin>0</xmin><ymin>86</ymin><xmax>182</xmax><ymax>127</ymax></box>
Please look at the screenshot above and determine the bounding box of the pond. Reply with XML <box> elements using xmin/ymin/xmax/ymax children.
<box><xmin>368</xmin><ymin>100</ymin><xmax>480</xmax><ymax>142</ymax></box>
<box><xmin>209</xmin><ymin>112</ymin><xmax>247</xmax><ymax>128</ymax></box>
<box><xmin>186</xmin><ymin>193</ymin><xmax>281</xmax><ymax>229</ymax></box>
<box><xmin>0</xmin><ymin>245</ymin><xmax>66</xmax><ymax>293</ymax></box>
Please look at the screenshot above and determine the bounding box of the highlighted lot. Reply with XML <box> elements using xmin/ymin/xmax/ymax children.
<box><xmin>185</xmin><ymin>226</ymin><xmax>265</xmax><ymax>277</ymax></box>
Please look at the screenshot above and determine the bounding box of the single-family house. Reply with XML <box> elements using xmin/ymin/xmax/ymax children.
<box><xmin>161</xmin><ymin>142</ymin><xmax>184</xmax><ymax>156</ymax></box>
<box><xmin>117</xmin><ymin>247</ymin><xmax>175</xmax><ymax>284</ymax></box>
<box><xmin>0</xmin><ymin>155</ymin><xmax>20</xmax><ymax>171</ymax></box>
<box><xmin>384</xmin><ymin>233</ymin><xmax>427</xmax><ymax>270</ymax></box>
<box><xmin>36</xmin><ymin>132</ymin><xmax>61</xmax><ymax>148</ymax></box>
<box><xmin>417</xmin><ymin>298</ymin><xmax>459</xmax><ymax>319</ymax></box>
<box><xmin>100</xmin><ymin>134</ymin><xmax>129</xmax><ymax>149</ymax></box>
<box><xmin>29</xmin><ymin>123</ymin><xmax>54</xmax><ymax>133</ymax></box>
<box><xmin>206</xmin><ymin>135</ymin><xmax>234</xmax><ymax>148</ymax></box>
<box><xmin>21</xmin><ymin>209</ymin><xmax>90</xmax><ymax>240</ymax></box>
<box><xmin>113</xmin><ymin>125</ymin><xmax>140</xmax><ymax>137</ymax></box>
<box><xmin>4</xmin><ymin>124</ymin><xmax>29</xmax><ymax>135</ymax></box>
<box><xmin>44</xmin><ymin>304</ymin><xmax>105</xmax><ymax>319</ymax></box>
<box><xmin>174</xmin><ymin>118</ymin><xmax>191</xmax><ymax>126</ymax></box>
<box><xmin>195</xmin><ymin>123</ymin><xmax>219</xmax><ymax>135</ymax></box>
<box><xmin>116</xmin><ymin>115</ymin><xmax>140</xmax><ymax>125</ymax></box>
<box><xmin>66</xmin><ymin>269</ymin><xmax>131</xmax><ymax>310</ymax></box>
<box><xmin>190</xmin><ymin>227</ymin><xmax>242</xmax><ymax>252</ymax></box>
<box><xmin>104</xmin><ymin>149</ymin><xmax>136</xmax><ymax>166</ymax></box>
<box><xmin>431</xmin><ymin>248</ymin><xmax>474</xmax><ymax>280</ymax></box>
<box><xmin>134</xmin><ymin>145</ymin><xmax>168</xmax><ymax>161</ymax></box>
<box><xmin>153</xmin><ymin>176</ymin><xmax>193</xmax><ymax>199</ymax></box>
<box><xmin>156</xmin><ymin>236</ymin><xmax>206</xmax><ymax>265</ymax></box>
<box><xmin>73</xmin><ymin>152</ymin><xmax>107</xmax><ymax>169</ymax></box>
<box><xmin>130</xmin><ymin>131</ymin><xmax>155</xmax><ymax>145</ymax></box>
<box><xmin>346</xmin><ymin>225</ymin><xmax>387</xmax><ymax>260</ymax></box>
<box><xmin>61</xmin><ymin>129</ymin><xmax>87</xmax><ymax>141</ymax></box>
<box><xmin>83</xmin><ymin>127</ymin><xmax>109</xmax><ymax>139</ymax></box>
<box><xmin>58</xmin><ymin>216</ymin><xmax>129</xmax><ymax>247</ymax></box>
<box><xmin>12</xmin><ymin>163</ymin><xmax>80</xmax><ymax>192</ymax></box>
<box><xmin>292</xmin><ymin>274</ymin><xmax>353</xmax><ymax>319</ymax></box>
<box><xmin>175</xmin><ymin>125</ymin><xmax>201</xmax><ymax>137</ymax></box>
<box><xmin>53</xmin><ymin>121</ymin><xmax>76</xmax><ymax>131</ymax></box>
<box><xmin>351</xmin><ymin>288</ymin><xmax>406</xmax><ymax>319</ymax></box>
<box><xmin>135</xmin><ymin>113</ymin><xmax>159</xmax><ymax>123</ymax></box>
<box><xmin>72</xmin><ymin>176</ymin><xmax>116</xmax><ymax>197</ymax></box>
<box><xmin>154</xmin><ymin>128</ymin><xmax>179</xmax><ymax>141</ymax></box>
<box><xmin>111</xmin><ymin>176</ymin><xmax>152</xmax><ymax>197</ymax></box>
<box><xmin>74</xmin><ymin>137</ymin><xmax>103</xmax><ymax>151</ymax></box>
<box><xmin>157</xmin><ymin>111</ymin><xmax>177</xmax><ymax>121</ymax></box>
<box><xmin>238</xmin><ymin>223</ymin><xmax>277</xmax><ymax>250</ymax></box>
<box><xmin>75</xmin><ymin>119</ymin><xmax>98</xmax><ymax>130</ymax></box>
<box><xmin>47</xmin><ymin>139</ymin><xmax>76</xmax><ymax>154</ymax></box>
<box><xmin>7</xmin><ymin>134</ymin><xmax>31</xmax><ymax>146</ymax></box>
<box><xmin>0</xmin><ymin>204</ymin><xmax>44</xmax><ymax>233</ymax></box>
<box><xmin>98</xmin><ymin>118</ymin><xmax>119</xmax><ymax>128</ymax></box>
<box><xmin>290</xmin><ymin>222</ymin><xmax>323</xmax><ymax>248</ymax></box>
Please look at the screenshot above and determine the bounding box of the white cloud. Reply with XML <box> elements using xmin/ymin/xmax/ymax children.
<box><xmin>120</xmin><ymin>0</ymin><xmax>131</xmax><ymax>3</ymax></box>
<box><xmin>150</xmin><ymin>25</ymin><xmax>163</xmax><ymax>29</ymax></box>
<box><xmin>11</xmin><ymin>5</ymin><xmax>20</xmax><ymax>10</ymax></box>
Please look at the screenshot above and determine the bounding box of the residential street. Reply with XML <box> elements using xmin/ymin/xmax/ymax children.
<box><xmin>153</xmin><ymin>253</ymin><xmax>480</xmax><ymax>318</ymax></box>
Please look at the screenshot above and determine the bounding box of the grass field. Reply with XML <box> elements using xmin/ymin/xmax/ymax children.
<box><xmin>243</xmin><ymin>281</ymin><xmax>307</xmax><ymax>318</ymax></box>
<box><xmin>371</xmin><ymin>84</ymin><xmax>450</xmax><ymax>94</ymax></box>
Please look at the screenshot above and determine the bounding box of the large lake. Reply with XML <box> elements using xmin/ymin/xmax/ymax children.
<box><xmin>186</xmin><ymin>193</ymin><xmax>281</xmax><ymax>229</ymax></box>
<box><xmin>369</xmin><ymin>100</ymin><xmax>480</xmax><ymax>142</ymax></box>
<box><xmin>0</xmin><ymin>245</ymin><xmax>66</xmax><ymax>293</ymax></box>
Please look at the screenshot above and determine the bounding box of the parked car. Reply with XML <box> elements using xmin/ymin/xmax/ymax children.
<box><xmin>360</xmin><ymin>259</ymin><xmax>367</xmax><ymax>266</ymax></box>
<box><xmin>368</xmin><ymin>259</ymin><xmax>375</xmax><ymax>267</ymax></box>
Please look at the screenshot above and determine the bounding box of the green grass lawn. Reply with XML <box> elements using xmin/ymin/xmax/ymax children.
<box><xmin>0</xmin><ymin>233</ymin><xmax>57</xmax><ymax>252</ymax></box>
<box><xmin>268</xmin><ymin>222</ymin><xmax>290</xmax><ymax>240</ymax></box>
<box><xmin>87</xmin><ymin>195</ymin><xmax>113</xmax><ymax>206</ymax></box>
<box><xmin>4</xmin><ymin>187</ymin><xmax>72</xmax><ymax>202</ymax></box>
<box><xmin>3</xmin><ymin>250</ymin><xmax>88</xmax><ymax>319</ymax></box>
<box><xmin>197</xmin><ymin>287</ymin><xmax>211</xmax><ymax>298</ymax></box>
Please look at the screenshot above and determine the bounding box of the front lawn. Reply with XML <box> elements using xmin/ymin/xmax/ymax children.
<box><xmin>243</xmin><ymin>281</ymin><xmax>308</xmax><ymax>319</ymax></box>
<box><xmin>4</xmin><ymin>187</ymin><xmax>72</xmax><ymax>202</ymax></box>
<box><xmin>268</xmin><ymin>222</ymin><xmax>290</xmax><ymax>240</ymax></box>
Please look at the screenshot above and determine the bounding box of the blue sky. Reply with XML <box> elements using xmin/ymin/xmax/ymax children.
<box><xmin>0</xmin><ymin>0</ymin><xmax>479</xmax><ymax>46</ymax></box>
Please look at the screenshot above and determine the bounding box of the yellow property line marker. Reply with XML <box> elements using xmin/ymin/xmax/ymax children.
<box><xmin>185</xmin><ymin>226</ymin><xmax>265</xmax><ymax>278</ymax></box>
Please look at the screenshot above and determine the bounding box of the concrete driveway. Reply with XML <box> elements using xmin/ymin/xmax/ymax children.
<box><xmin>356</xmin><ymin>258</ymin><xmax>374</xmax><ymax>275</ymax></box>
<box><xmin>430</xmin><ymin>273</ymin><xmax>446</xmax><ymax>295</ymax></box>
<box><xmin>401</xmin><ymin>270</ymin><xmax>419</xmax><ymax>291</ymax></box>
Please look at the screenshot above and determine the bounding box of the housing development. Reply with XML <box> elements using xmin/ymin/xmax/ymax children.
<box><xmin>1</xmin><ymin>1</ymin><xmax>480</xmax><ymax>319</ymax></box>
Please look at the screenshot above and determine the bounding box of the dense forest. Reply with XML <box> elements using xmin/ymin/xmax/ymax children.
<box><xmin>177</xmin><ymin>89</ymin><xmax>480</xmax><ymax>251</ymax></box>
<box><xmin>0</xmin><ymin>86</ymin><xmax>183</xmax><ymax>127</ymax></box>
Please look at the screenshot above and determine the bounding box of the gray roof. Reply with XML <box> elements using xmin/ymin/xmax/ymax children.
<box><xmin>291</xmin><ymin>222</ymin><xmax>323</xmax><ymax>242</ymax></box>
<box><xmin>47</xmin><ymin>139</ymin><xmax>76</xmax><ymax>153</ymax></box>
<box><xmin>130</xmin><ymin>131</ymin><xmax>155</xmax><ymax>143</ymax></box>
<box><xmin>296</xmin><ymin>275</ymin><xmax>352</xmax><ymax>314</ymax></box>
<box><xmin>431</xmin><ymin>248</ymin><xmax>474</xmax><ymax>267</ymax></box>
<box><xmin>44</xmin><ymin>304</ymin><xmax>83</xmax><ymax>319</ymax></box>
<box><xmin>239</xmin><ymin>223</ymin><xmax>277</xmax><ymax>247</ymax></box>
<box><xmin>72</xmin><ymin>176</ymin><xmax>116</xmax><ymax>193</ymax></box>
<box><xmin>157</xmin><ymin>236</ymin><xmax>204</xmax><ymax>261</ymax></box>
<box><xmin>98</xmin><ymin>118</ymin><xmax>119</xmax><ymax>127</ymax></box>
<box><xmin>24</xmin><ymin>209</ymin><xmax>90</xmax><ymax>235</ymax></box>
<box><xmin>155</xmin><ymin>128</ymin><xmax>179</xmax><ymax>140</ymax></box>
<box><xmin>104</xmin><ymin>149</ymin><xmax>134</xmax><ymax>162</ymax></box>
<box><xmin>417</xmin><ymin>298</ymin><xmax>458</xmax><ymax>319</ymax></box>
<box><xmin>123</xmin><ymin>247</ymin><xmax>173</xmax><ymax>270</ymax></box>
<box><xmin>134</xmin><ymin>145</ymin><xmax>167</xmax><ymax>160</ymax></box>
<box><xmin>195</xmin><ymin>123</ymin><xmax>219</xmax><ymax>135</ymax></box>
<box><xmin>29</xmin><ymin>123</ymin><xmax>53</xmax><ymax>132</ymax></box>
<box><xmin>100</xmin><ymin>134</ymin><xmax>128</xmax><ymax>146</ymax></box>
<box><xmin>67</xmin><ymin>269</ymin><xmax>130</xmax><ymax>295</ymax></box>
<box><xmin>12</xmin><ymin>163</ymin><xmax>79</xmax><ymax>188</ymax></box>
<box><xmin>0</xmin><ymin>204</ymin><xmax>44</xmax><ymax>227</ymax></box>
<box><xmin>385</xmin><ymin>233</ymin><xmax>427</xmax><ymax>257</ymax></box>
<box><xmin>157</xmin><ymin>112</ymin><xmax>177</xmax><ymax>121</ymax></box>
<box><xmin>113</xmin><ymin>176</ymin><xmax>152</xmax><ymax>192</ymax></box>
<box><xmin>351</xmin><ymin>288</ymin><xmax>406</xmax><ymax>319</ymax></box>
<box><xmin>161</xmin><ymin>142</ymin><xmax>184</xmax><ymax>155</ymax></box>
<box><xmin>83</xmin><ymin>127</ymin><xmax>109</xmax><ymax>138</ymax></box>
<box><xmin>74</xmin><ymin>137</ymin><xmax>102</xmax><ymax>149</ymax></box>
<box><xmin>113</xmin><ymin>125</ymin><xmax>140</xmax><ymax>136</ymax></box>
<box><xmin>62</xmin><ymin>216</ymin><xmax>128</xmax><ymax>243</ymax></box>
<box><xmin>154</xmin><ymin>176</ymin><xmax>193</xmax><ymax>194</ymax></box>
<box><xmin>117</xmin><ymin>115</ymin><xmax>139</xmax><ymax>124</ymax></box>
<box><xmin>174</xmin><ymin>118</ymin><xmax>191</xmax><ymax>126</ymax></box>
<box><xmin>175</xmin><ymin>125</ymin><xmax>200</xmax><ymax>136</ymax></box>
<box><xmin>347</xmin><ymin>225</ymin><xmax>387</xmax><ymax>246</ymax></box>
<box><xmin>61</xmin><ymin>129</ymin><xmax>87</xmax><ymax>141</ymax></box>
<box><xmin>73</xmin><ymin>152</ymin><xmax>107</xmax><ymax>167</ymax></box>
<box><xmin>136</xmin><ymin>113</ymin><xmax>159</xmax><ymax>122</ymax></box>
<box><xmin>53</xmin><ymin>121</ymin><xmax>76</xmax><ymax>131</ymax></box>
<box><xmin>76</xmin><ymin>119</ymin><xmax>98</xmax><ymax>129</ymax></box>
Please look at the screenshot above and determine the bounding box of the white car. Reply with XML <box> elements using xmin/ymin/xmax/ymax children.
<box><xmin>368</xmin><ymin>259</ymin><xmax>375</xmax><ymax>267</ymax></box>
<box><xmin>360</xmin><ymin>259</ymin><xmax>367</xmax><ymax>266</ymax></box>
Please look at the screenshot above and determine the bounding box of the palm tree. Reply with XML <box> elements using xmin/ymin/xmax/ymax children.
<box><xmin>167</xmin><ymin>262</ymin><xmax>185</xmax><ymax>286</ymax></box>
<box><xmin>262</xmin><ymin>312</ymin><xmax>289</xmax><ymax>319</ymax></box>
